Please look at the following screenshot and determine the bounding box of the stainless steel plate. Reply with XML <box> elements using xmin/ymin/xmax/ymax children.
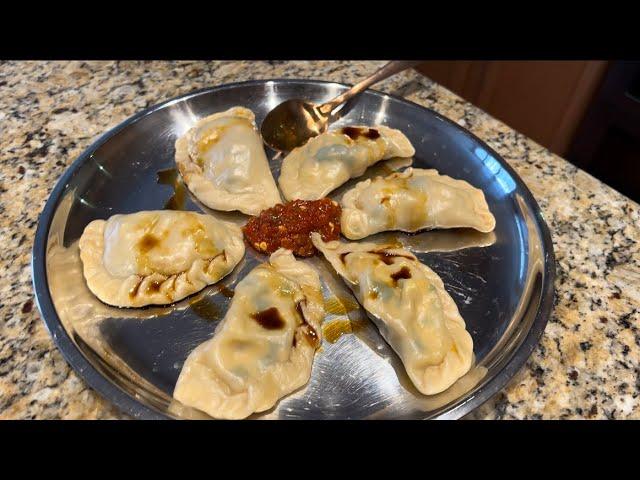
<box><xmin>32</xmin><ymin>80</ymin><xmax>555</xmax><ymax>420</ymax></box>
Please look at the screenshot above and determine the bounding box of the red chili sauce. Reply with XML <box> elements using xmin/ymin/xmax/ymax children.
<box><xmin>243</xmin><ymin>199</ymin><xmax>341</xmax><ymax>257</ymax></box>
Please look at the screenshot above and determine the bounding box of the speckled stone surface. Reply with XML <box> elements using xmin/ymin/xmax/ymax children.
<box><xmin>1</xmin><ymin>61</ymin><xmax>638</xmax><ymax>420</ymax></box>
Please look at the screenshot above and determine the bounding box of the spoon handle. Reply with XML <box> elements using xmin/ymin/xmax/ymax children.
<box><xmin>319</xmin><ymin>60</ymin><xmax>422</xmax><ymax>115</ymax></box>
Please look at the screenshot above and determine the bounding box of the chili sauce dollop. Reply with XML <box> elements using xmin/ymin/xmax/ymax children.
<box><xmin>243</xmin><ymin>199</ymin><xmax>341</xmax><ymax>257</ymax></box>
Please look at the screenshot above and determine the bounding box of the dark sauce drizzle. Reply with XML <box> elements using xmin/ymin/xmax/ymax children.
<box><xmin>190</xmin><ymin>296</ymin><xmax>221</xmax><ymax>322</ymax></box>
<box><xmin>295</xmin><ymin>301</ymin><xmax>319</xmax><ymax>347</ymax></box>
<box><xmin>157</xmin><ymin>168</ymin><xmax>187</xmax><ymax>210</ymax></box>
<box><xmin>390</xmin><ymin>266</ymin><xmax>412</xmax><ymax>286</ymax></box>
<box><xmin>138</xmin><ymin>233</ymin><xmax>160</xmax><ymax>253</ymax></box>
<box><xmin>146</xmin><ymin>279</ymin><xmax>163</xmax><ymax>293</ymax></box>
<box><xmin>251</xmin><ymin>307</ymin><xmax>285</xmax><ymax>330</ymax></box>
<box><xmin>341</xmin><ymin>126</ymin><xmax>381</xmax><ymax>140</ymax></box>
<box><xmin>215</xmin><ymin>284</ymin><xmax>235</xmax><ymax>298</ymax></box>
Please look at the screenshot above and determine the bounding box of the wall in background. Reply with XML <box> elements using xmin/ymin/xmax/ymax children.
<box><xmin>416</xmin><ymin>61</ymin><xmax>609</xmax><ymax>157</ymax></box>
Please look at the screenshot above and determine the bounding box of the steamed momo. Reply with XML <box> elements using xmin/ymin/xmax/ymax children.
<box><xmin>78</xmin><ymin>210</ymin><xmax>245</xmax><ymax>308</ymax></box>
<box><xmin>340</xmin><ymin>168</ymin><xmax>496</xmax><ymax>240</ymax></box>
<box><xmin>278</xmin><ymin>125</ymin><xmax>415</xmax><ymax>201</ymax></box>
<box><xmin>173</xmin><ymin>249</ymin><xmax>324</xmax><ymax>419</ymax></box>
<box><xmin>175</xmin><ymin>106</ymin><xmax>281</xmax><ymax>216</ymax></box>
<box><xmin>312</xmin><ymin>233</ymin><xmax>473</xmax><ymax>395</ymax></box>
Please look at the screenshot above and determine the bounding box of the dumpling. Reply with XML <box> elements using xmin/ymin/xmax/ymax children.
<box><xmin>173</xmin><ymin>249</ymin><xmax>324</xmax><ymax>419</ymax></box>
<box><xmin>340</xmin><ymin>168</ymin><xmax>496</xmax><ymax>240</ymax></box>
<box><xmin>175</xmin><ymin>106</ymin><xmax>281</xmax><ymax>215</ymax></box>
<box><xmin>78</xmin><ymin>210</ymin><xmax>245</xmax><ymax>308</ymax></box>
<box><xmin>311</xmin><ymin>233</ymin><xmax>473</xmax><ymax>395</ymax></box>
<box><xmin>278</xmin><ymin>125</ymin><xmax>415</xmax><ymax>201</ymax></box>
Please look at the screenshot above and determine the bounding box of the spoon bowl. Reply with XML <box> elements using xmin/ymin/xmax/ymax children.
<box><xmin>260</xmin><ymin>99</ymin><xmax>329</xmax><ymax>152</ymax></box>
<box><xmin>260</xmin><ymin>61</ymin><xmax>422</xmax><ymax>153</ymax></box>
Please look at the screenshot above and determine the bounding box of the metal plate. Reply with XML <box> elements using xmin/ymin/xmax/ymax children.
<box><xmin>32</xmin><ymin>80</ymin><xmax>555</xmax><ymax>420</ymax></box>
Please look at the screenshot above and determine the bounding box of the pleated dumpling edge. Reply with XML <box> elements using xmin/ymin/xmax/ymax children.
<box><xmin>78</xmin><ymin>210</ymin><xmax>245</xmax><ymax>308</ymax></box>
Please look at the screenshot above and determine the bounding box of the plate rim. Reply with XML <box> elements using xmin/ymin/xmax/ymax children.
<box><xmin>31</xmin><ymin>78</ymin><xmax>556</xmax><ymax>420</ymax></box>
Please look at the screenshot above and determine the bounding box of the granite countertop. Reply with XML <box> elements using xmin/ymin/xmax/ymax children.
<box><xmin>1</xmin><ymin>61</ymin><xmax>638</xmax><ymax>419</ymax></box>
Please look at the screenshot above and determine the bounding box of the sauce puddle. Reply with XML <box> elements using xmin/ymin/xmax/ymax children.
<box><xmin>157</xmin><ymin>168</ymin><xmax>187</xmax><ymax>210</ymax></box>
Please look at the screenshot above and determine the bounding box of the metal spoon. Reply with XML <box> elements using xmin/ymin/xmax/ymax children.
<box><xmin>261</xmin><ymin>60</ymin><xmax>422</xmax><ymax>153</ymax></box>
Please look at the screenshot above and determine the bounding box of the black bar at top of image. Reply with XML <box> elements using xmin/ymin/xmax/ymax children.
<box><xmin>1</xmin><ymin>9</ymin><xmax>639</xmax><ymax>60</ymax></box>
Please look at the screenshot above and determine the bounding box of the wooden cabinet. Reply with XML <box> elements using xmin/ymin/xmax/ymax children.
<box><xmin>416</xmin><ymin>61</ymin><xmax>608</xmax><ymax>157</ymax></box>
